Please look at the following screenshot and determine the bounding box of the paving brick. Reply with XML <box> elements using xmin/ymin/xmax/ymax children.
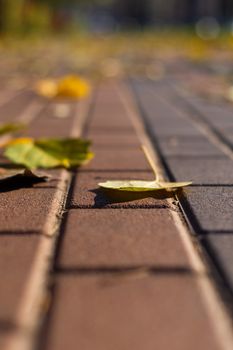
<box><xmin>0</xmin><ymin>171</ymin><xmax>63</xmax><ymax>233</ymax></box>
<box><xmin>204</xmin><ymin>234</ymin><xmax>233</xmax><ymax>292</ymax></box>
<box><xmin>28</xmin><ymin>103</ymin><xmax>76</xmax><ymax>138</ymax></box>
<box><xmin>89</xmin><ymin>106</ymin><xmax>134</xmax><ymax>130</ymax></box>
<box><xmin>57</xmin><ymin>209</ymin><xmax>190</xmax><ymax>269</ymax></box>
<box><xmin>221</xmin><ymin>131</ymin><xmax>233</xmax><ymax>148</ymax></box>
<box><xmin>87</xmin><ymin>130</ymin><xmax>140</xmax><ymax>148</ymax></box>
<box><xmin>180</xmin><ymin>187</ymin><xmax>233</xmax><ymax>232</ymax></box>
<box><xmin>137</xmin><ymin>99</ymin><xmax>201</xmax><ymax>138</ymax></box>
<box><xmin>185</xmin><ymin>97</ymin><xmax>233</xmax><ymax>129</ymax></box>
<box><xmin>0</xmin><ymin>235</ymin><xmax>39</xmax><ymax>324</ymax></box>
<box><xmin>158</xmin><ymin>136</ymin><xmax>224</xmax><ymax>156</ymax></box>
<box><xmin>68</xmin><ymin>171</ymin><xmax>171</xmax><ymax>209</ymax></box>
<box><xmin>45</xmin><ymin>275</ymin><xmax>221</xmax><ymax>350</ymax></box>
<box><xmin>0</xmin><ymin>91</ymin><xmax>35</xmax><ymax>123</ymax></box>
<box><xmin>84</xmin><ymin>148</ymin><xmax>152</xmax><ymax>171</ymax></box>
<box><xmin>152</xmin><ymin>120</ymin><xmax>202</xmax><ymax>137</ymax></box>
<box><xmin>88</xmin><ymin>86</ymin><xmax>133</xmax><ymax>130</ymax></box>
<box><xmin>165</xmin><ymin>157</ymin><xmax>233</xmax><ymax>184</ymax></box>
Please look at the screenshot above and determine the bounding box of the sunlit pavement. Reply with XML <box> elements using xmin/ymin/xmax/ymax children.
<box><xmin>0</xmin><ymin>36</ymin><xmax>233</xmax><ymax>349</ymax></box>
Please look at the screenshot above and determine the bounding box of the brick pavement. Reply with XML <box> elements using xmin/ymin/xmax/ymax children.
<box><xmin>0</xmin><ymin>81</ymin><xmax>232</xmax><ymax>350</ymax></box>
<box><xmin>132</xmin><ymin>79</ymin><xmax>233</xmax><ymax>299</ymax></box>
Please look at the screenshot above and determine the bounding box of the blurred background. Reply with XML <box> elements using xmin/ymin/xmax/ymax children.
<box><xmin>0</xmin><ymin>0</ymin><xmax>233</xmax><ymax>34</ymax></box>
<box><xmin>1</xmin><ymin>0</ymin><xmax>233</xmax><ymax>103</ymax></box>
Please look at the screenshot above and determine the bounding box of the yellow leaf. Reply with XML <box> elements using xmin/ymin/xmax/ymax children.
<box><xmin>36</xmin><ymin>75</ymin><xmax>90</xmax><ymax>100</ymax></box>
<box><xmin>56</xmin><ymin>75</ymin><xmax>90</xmax><ymax>99</ymax></box>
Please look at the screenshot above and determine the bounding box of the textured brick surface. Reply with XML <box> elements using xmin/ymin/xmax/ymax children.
<box><xmin>221</xmin><ymin>131</ymin><xmax>233</xmax><ymax>147</ymax></box>
<box><xmin>28</xmin><ymin>103</ymin><xmax>76</xmax><ymax>138</ymax></box>
<box><xmin>185</xmin><ymin>97</ymin><xmax>233</xmax><ymax>129</ymax></box>
<box><xmin>88</xmin><ymin>107</ymin><xmax>134</xmax><ymax>130</ymax></box>
<box><xmin>137</xmin><ymin>80</ymin><xmax>233</xmax><ymax>311</ymax></box>
<box><xmin>150</xmin><ymin>120</ymin><xmax>202</xmax><ymax>137</ymax></box>
<box><xmin>133</xmin><ymin>85</ymin><xmax>201</xmax><ymax>137</ymax></box>
<box><xmin>88</xmin><ymin>87</ymin><xmax>133</xmax><ymax>130</ymax></box>
<box><xmin>204</xmin><ymin>234</ymin><xmax>233</xmax><ymax>292</ymax></box>
<box><xmin>0</xmin><ymin>174</ymin><xmax>62</xmax><ymax>233</ymax></box>
<box><xmin>165</xmin><ymin>157</ymin><xmax>233</xmax><ymax>184</ymax></box>
<box><xmin>0</xmin><ymin>235</ymin><xmax>39</xmax><ymax>323</ymax></box>
<box><xmin>87</xmin><ymin>131</ymin><xmax>140</xmax><ymax>148</ymax></box>
<box><xmin>0</xmin><ymin>91</ymin><xmax>35</xmax><ymax>123</ymax></box>
<box><xmin>158</xmin><ymin>136</ymin><xmax>223</xmax><ymax>156</ymax></box>
<box><xmin>180</xmin><ymin>186</ymin><xmax>233</xmax><ymax>232</ymax></box>
<box><xmin>45</xmin><ymin>275</ymin><xmax>221</xmax><ymax>350</ymax></box>
<box><xmin>57</xmin><ymin>209</ymin><xmax>190</xmax><ymax>269</ymax></box>
<box><xmin>84</xmin><ymin>148</ymin><xmax>152</xmax><ymax>171</ymax></box>
<box><xmin>68</xmin><ymin>171</ymin><xmax>171</xmax><ymax>208</ymax></box>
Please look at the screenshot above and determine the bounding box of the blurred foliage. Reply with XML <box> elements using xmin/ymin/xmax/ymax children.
<box><xmin>0</xmin><ymin>27</ymin><xmax>233</xmax><ymax>103</ymax></box>
<box><xmin>0</xmin><ymin>0</ymin><xmax>115</xmax><ymax>34</ymax></box>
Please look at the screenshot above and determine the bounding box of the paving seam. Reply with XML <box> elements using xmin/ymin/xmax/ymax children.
<box><xmin>0</xmin><ymin>91</ymin><xmax>21</xmax><ymax>107</ymax></box>
<box><xmin>122</xmin><ymin>81</ymin><xmax>233</xmax><ymax>350</ymax></box>
<box><xmin>168</xmin><ymin>83</ymin><xmax>233</xmax><ymax>161</ymax></box>
<box><xmin>131</xmin><ymin>81</ymin><xmax>232</xmax><ymax>308</ymax></box>
<box><xmin>4</xmin><ymin>94</ymin><xmax>94</xmax><ymax>350</ymax></box>
<box><xmin>135</xmin><ymin>78</ymin><xmax>233</xmax><ymax>160</ymax></box>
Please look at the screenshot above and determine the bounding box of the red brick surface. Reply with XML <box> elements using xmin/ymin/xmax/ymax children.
<box><xmin>57</xmin><ymin>209</ymin><xmax>191</xmax><ymax>269</ymax></box>
<box><xmin>68</xmin><ymin>171</ymin><xmax>169</xmax><ymax>208</ymax></box>
<box><xmin>0</xmin><ymin>235</ymin><xmax>39</xmax><ymax>323</ymax></box>
<box><xmin>27</xmin><ymin>103</ymin><xmax>76</xmax><ymax>138</ymax></box>
<box><xmin>84</xmin><ymin>148</ymin><xmax>152</xmax><ymax>171</ymax></box>
<box><xmin>0</xmin><ymin>91</ymin><xmax>36</xmax><ymax>123</ymax></box>
<box><xmin>45</xmin><ymin>275</ymin><xmax>221</xmax><ymax>350</ymax></box>
<box><xmin>0</xmin><ymin>173</ymin><xmax>62</xmax><ymax>233</ymax></box>
<box><xmin>87</xmin><ymin>131</ymin><xmax>140</xmax><ymax>148</ymax></box>
<box><xmin>0</xmin><ymin>81</ymin><xmax>230</xmax><ymax>350</ymax></box>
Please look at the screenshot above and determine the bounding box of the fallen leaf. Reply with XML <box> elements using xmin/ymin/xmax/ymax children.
<box><xmin>98</xmin><ymin>146</ymin><xmax>192</xmax><ymax>193</ymax></box>
<box><xmin>98</xmin><ymin>180</ymin><xmax>192</xmax><ymax>192</ymax></box>
<box><xmin>4</xmin><ymin>138</ymin><xmax>94</xmax><ymax>169</ymax></box>
<box><xmin>0</xmin><ymin>123</ymin><xmax>25</xmax><ymax>136</ymax></box>
<box><xmin>36</xmin><ymin>75</ymin><xmax>90</xmax><ymax>100</ymax></box>
<box><xmin>56</xmin><ymin>75</ymin><xmax>90</xmax><ymax>99</ymax></box>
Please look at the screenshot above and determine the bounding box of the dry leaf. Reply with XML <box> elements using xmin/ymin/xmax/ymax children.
<box><xmin>98</xmin><ymin>180</ymin><xmax>192</xmax><ymax>192</ymax></box>
<box><xmin>36</xmin><ymin>75</ymin><xmax>90</xmax><ymax>100</ymax></box>
<box><xmin>98</xmin><ymin>146</ymin><xmax>192</xmax><ymax>194</ymax></box>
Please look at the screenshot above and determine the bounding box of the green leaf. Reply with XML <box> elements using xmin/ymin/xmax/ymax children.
<box><xmin>0</xmin><ymin>123</ymin><xmax>25</xmax><ymax>136</ymax></box>
<box><xmin>4</xmin><ymin>138</ymin><xmax>94</xmax><ymax>169</ymax></box>
<box><xmin>98</xmin><ymin>180</ymin><xmax>192</xmax><ymax>192</ymax></box>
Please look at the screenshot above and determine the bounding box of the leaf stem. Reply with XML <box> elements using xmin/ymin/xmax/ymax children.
<box><xmin>141</xmin><ymin>145</ymin><xmax>158</xmax><ymax>181</ymax></box>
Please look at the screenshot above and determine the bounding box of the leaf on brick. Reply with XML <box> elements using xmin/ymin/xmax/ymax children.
<box><xmin>4</xmin><ymin>138</ymin><xmax>94</xmax><ymax>169</ymax></box>
<box><xmin>0</xmin><ymin>123</ymin><xmax>25</xmax><ymax>137</ymax></box>
<box><xmin>36</xmin><ymin>75</ymin><xmax>90</xmax><ymax>100</ymax></box>
<box><xmin>98</xmin><ymin>180</ymin><xmax>192</xmax><ymax>192</ymax></box>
